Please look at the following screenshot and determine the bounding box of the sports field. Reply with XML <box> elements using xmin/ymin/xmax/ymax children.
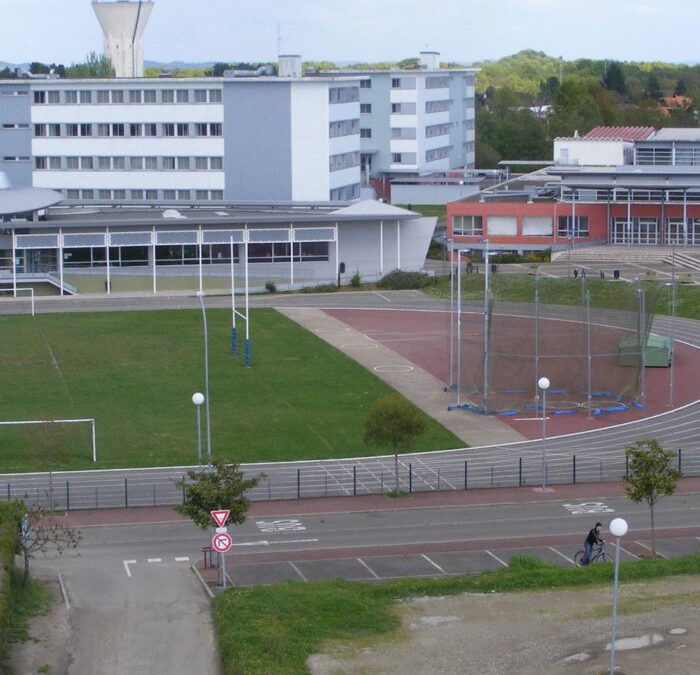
<box><xmin>0</xmin><ymin>308</ymin><xmax>462</xmax><ymax>473</ymax></box>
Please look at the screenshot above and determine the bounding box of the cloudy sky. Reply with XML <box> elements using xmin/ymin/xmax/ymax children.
<box><xmin>1</xmin><ymin>0</ymin><xmax>698</xmax><ymax>65</ymax></box>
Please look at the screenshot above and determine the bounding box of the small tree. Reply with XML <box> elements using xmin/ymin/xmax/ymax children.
<box><xmin>623</xmin><ymin>439</ymin><xmax>681</xmax><ymax>556</ymax></box>
<box><xmin>364</xmin><ymin>396</ymin><xmax>427</xmax><ymax>495</ymax></box>
<box><xmin>19</xmin><ymin>504</ymin><xmax>81</xmax><ymax>586</ymax></box>
<box><xmin>175</xmin><ymin>458</ymin><xmax>261</xmax><ymax>529</ymax></box>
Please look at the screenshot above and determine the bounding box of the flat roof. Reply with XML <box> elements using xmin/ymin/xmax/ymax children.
<box><xmin>0</xmin><ymin>187</ymin><xmax>64</xmax><ymax>216</ymax></box>
<box><xmin>649</xmin><ymin>128</ymin><xmax>700</xmax><ymax>142</ymax></box>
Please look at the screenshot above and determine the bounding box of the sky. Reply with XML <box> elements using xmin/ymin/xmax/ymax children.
<box><xmin>1</xmin><ymin>0</ymin><xmax>699</xmax><ymax>66</ymax></box>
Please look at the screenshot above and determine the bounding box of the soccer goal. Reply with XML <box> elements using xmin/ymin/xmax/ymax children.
<box><xmin>0</xmin><ymin>418</ymin><xmax>97</xmax><ymax>464</ymax></box>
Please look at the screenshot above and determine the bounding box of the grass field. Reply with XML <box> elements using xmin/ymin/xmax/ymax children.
<box><xmin>0</xmin><ymin>308</ymin><xmax>462</xmax><ymax>473</ymax></box>
<box><xmin>212</xmin><ymin>552</ymin><xmax>700</xmax><ymax>674</ymax></box>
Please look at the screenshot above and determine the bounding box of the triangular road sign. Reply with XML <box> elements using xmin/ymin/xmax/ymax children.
<box><xmin>210</xmin><ymin>510</ymin><xmax>230</xmax><ymax>528</ymax></box>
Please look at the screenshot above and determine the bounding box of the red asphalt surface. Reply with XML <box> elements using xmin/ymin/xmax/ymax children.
<box><xmin>324</xmin><ymin>308</ymin><xmax>700</xmax><ymax>440</ymax></box>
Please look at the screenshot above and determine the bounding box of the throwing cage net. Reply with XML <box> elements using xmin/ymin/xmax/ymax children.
<box><xmin>448</xmin><ymin>269</ymin><xmax>661</xmax><ymax>416</ymax></box>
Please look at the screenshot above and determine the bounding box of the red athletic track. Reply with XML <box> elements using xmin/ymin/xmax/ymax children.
<box><xmin>324</xmin><ymin>308</ymin><xmax>700</xmax><ymax>440</ymax></box>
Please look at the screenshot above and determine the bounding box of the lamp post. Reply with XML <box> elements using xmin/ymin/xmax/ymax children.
<box><xmin>538</xmin><ymin>376</ymin><xmax>550</xmax><ymax>489</ymax></box>
<box><xmin>609</xmin><ymin>517</ymin><xmax>629</xmax><ymax>675</ymax></box>
<box><xmin>191</xmin><ymin>392</ymin><xmax>204</xmax><ymax>465</ymax></box>
<box><xmin>196</xmin><ymin>291</ymin><xmax>212</xmax><ymax>467</ymax></box>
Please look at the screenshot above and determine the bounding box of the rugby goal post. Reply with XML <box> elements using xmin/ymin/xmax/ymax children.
<box><xmin>0</xmin><ymin>418</ymin><xmax>96</xmax><ymax>462</ymax></box>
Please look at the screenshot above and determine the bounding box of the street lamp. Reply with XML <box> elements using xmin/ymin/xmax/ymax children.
<box><xmin>538</xmin><ymin>376</ymin><xmax>550</xmax><ymax>490</ymax></box>
<box><xmin>609</xmin><ymin>517</ymin><xmax>629</xmax><ymax>675</ymax></box>
<box><xmin>191</xmin><ymin>392</ymin><xmax>204</xmax><ymax>465</ymax></box>
<box><xmin>196</xmin><ymin>291</ymin><xmax>212</xmax><ymax>467</ymax></box>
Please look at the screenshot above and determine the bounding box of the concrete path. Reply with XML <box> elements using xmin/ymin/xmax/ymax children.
<box><xmin>277</xmin><ymin>307</ymin><xmax>525</xmax><ymax>447</ymax></box>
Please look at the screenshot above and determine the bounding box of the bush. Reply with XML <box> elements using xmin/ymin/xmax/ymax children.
<box><xmin>264</xmin><ymin>281</ymin><xmax>276</xmax><ymax>294</ymax></box>
<box><xmin>350</xmin><ymin>272</ymin><xmax>362</xmax><ymax>288</ymax></box>
<box><xmin>300</xmin><ymin>283</ymin><xmax>338</xmax><ymax>294</ymax></box>
<box><xmin>377</xmin><ymin>270</ymin><xmax>433</xmax><ymax>290</ymax></box>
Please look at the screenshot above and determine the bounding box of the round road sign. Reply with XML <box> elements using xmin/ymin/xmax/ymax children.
<box><xmin>212</xmin><ymin>532</ymin><xmax>233</xmax><ymax>554</ymax></box>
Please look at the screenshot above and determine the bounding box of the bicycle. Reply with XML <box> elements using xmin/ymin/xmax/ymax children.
<box><xmin>574</xmin><ymin>542</ymin><xmax>610</xmax><ymax>567</ymax></box>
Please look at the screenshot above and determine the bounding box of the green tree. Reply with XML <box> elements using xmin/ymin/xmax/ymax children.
<box><xmin>363</xmin><ymin>396</ymin><xmax>427</xmax><ymax>495</ymax></box>
<box><xmin>644</xmin><ymin>74</ymin><xmax>663</xmax><ymax>100</ymax></box>
<box><xmin>623</xmin><ymin>439</ymin><xmax>681</xmax><ymax>556</ymax></box>
<box><xmin>65</xmin><ymin>52</ymin><xmax>115</xmax><ymax>78</ymax></box>
<box><xmin>603</xmin><ymin>62</ymin><xmax>627</xmax><ymax>95</ymax></box>
<box><xmin>175</xmin><ymin>457</ymin><xmax>261</xmax><ymax>529</ymax></box>
<box><xmin>674</xmin><ymin>78</ymin><xmax>687</xmax><ymax>96</ymax></box>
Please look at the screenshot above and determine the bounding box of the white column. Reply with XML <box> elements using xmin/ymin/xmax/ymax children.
<box><xmin>289</xmin><ymin>224</ymin><xmax>294</xmax><ymax>286</ymax></box>
<box><xmin>58</xmin><ymin>227</ymin><xmax>64</xmax><ymax>296</ymax></box>
<box><xmin>198</xmin><ymin>224</ymin><xmax>203</xmax><ymax>293</ymax></box>
<box><xmin>335</xmin><ymin>221</ymin><xmax>339</xmax><ymax>283</ymax></box>
<box><xmin>397</xmin><ymin>219</ymin><xmax>401</xmax><ymax>270</ymax></box>
<box><xmin>105</xmin><ymin>226</ymin><xmax>111</xmax><ymax>295</ymax></box>
<box><xmin>11</xmin><ymin>230</ymin><xmax>17</xmax><ymax>297</ymax></box>
<box><xmin>379</xmin><ymin>220</ymin><xmax>384</xmax><ymax>275</ymax></box>
<box><xmin>152</xmin><ymin>227</ymin><xmax>157</xmax><ymax>294</ymax></box>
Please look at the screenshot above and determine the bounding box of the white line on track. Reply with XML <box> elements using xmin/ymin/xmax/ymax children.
<box><xmin>421</xmin><ymin>553</ymin><xmax>447</xmax><ymax>574</ymax></box>
<box><xmin>619</xmin><ymin>546</ymin><xmax>640</xmax><ymax>560</ymax></box>
<box><xmin>147</xmin><ymin>558</ymin><xmax>162</xmax><ymax>563</ymax></box>
<box><xmin>288</xmin><ymin>561</ymin><xmax>308</xmax><ymax>582</ymax></box>
<box><xmin>232</xmin><ymin>538</ymin><xmax>319</xmax><ymax>547</ymax></box>
<box><xmin>634</xmin><ymin>540</ymin><xmax>669</xmax><ymax>559</ymax></box>
<box><xmin>549</xmin><ymin>546</ymin><xmax>575</xmax><ymax>565</ymax></box>
<box><xmin>485</xmin><ymin>550</ymin><xmax>508</xmax><ymax>568</ymax></box>
<box><xmin>175</xmin><ymin>557</ymin><xmax>190</xmax><ymax>562</ymax></box>
<box><xmin>123</xmin><ymin>560</ymin><xmax>136</xmax><ymax>577</ymax></box>
<box><xmin>357</xmin><ymin>557</ymin><xmax>380</xmax><ymax>579</ymax></box>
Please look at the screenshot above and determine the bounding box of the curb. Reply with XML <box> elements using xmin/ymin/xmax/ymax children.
<box><xmin>191</xmin><ymin>561</ymin><xmax>215</xmax><ymax>599</ymax></box>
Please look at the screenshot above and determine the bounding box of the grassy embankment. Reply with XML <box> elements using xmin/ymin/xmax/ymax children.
<box><xmin>213</xmin><ymin>552</ymin><xmax>700</xmax><ymax>675</ymax></box>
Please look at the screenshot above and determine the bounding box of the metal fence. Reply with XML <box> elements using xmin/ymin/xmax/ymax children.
<box><xmin>2</xmin><ymin>447</ymin><xmax>697</xmax><ymax>511</ymax></box>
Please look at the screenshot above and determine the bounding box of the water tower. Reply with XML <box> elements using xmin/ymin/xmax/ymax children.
<box><xmin>91</xmin><ymin>1</ymin><xmax>154</xmax><ymax>78</ymax></box>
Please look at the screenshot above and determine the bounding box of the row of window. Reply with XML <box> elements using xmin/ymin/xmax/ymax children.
<box><xmin>425</xmin><ymin>99</ymin><xmax>451</xmax><ymax>113</ymax></box>
<box><xmin>33</xmin><ymin>88</ymin><xmax>222</xmax><ymax>105</ymax></box>
<box><xmin>425</xmin><ymin>146</ymin><xmax>451</xmax><ymax>162</ymax></box>
<box><xmin>33</xmin><ymin>122</ymin><xmax>223</xmax><ymax>138</ymax></box>
<box><xmin>329</xmin><ymin>86</ymin><xmax>359</xmax><ymax>104</ymax></box>
<box><xmin>35</xmin><ymin>155</ymin><xmax>224</xmax><ymax>171</ymax></box>
<box><xmin>329</xmin><ymin>183</ymin><xmax>361</xmax><ymax>201</ymax></box>
<box><xmin>568</xmin><ymin>188</ymin><xmax>700</xmax><ymax>203</ymax></box>
<box><xmin>329</xmin><ymin>119</ymin><xmax>359</xmax><ymax>138</ymax></box>
<box><xmin>425</xmin><ymin>122</ymin><xmax>452</xmax><ymax>138</ymax></box>
<box><xmin>425</xmin><ymin>76</ymin><xmax>450</xmax><ymax>89</ymax></box>
<box><xmin>391</xmin><ymin>152</ymin><xmax>417</xmax><ymax>165</ymax></box>
<box><xmin>451</xmin><ymin>215</ymin><xmax>591</xmax><ymax>237</ymax></box>
<box><xmin>329</xmin><ymin>151</ymin><xmax>360</xmax><ymax>172</ymax></box>
<box><xmin>61</xmin><ymin>188</ymin><xmax>225</xmax><ymax>201</ymax></box>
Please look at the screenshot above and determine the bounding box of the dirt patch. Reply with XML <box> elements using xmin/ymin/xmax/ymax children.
<box><xmin>308</xmin><ymin>577</ymin><xmax>700</xmax><ymax>674</ymax></box>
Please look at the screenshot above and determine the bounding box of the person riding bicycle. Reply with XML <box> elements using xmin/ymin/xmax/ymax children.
<box><xmin>581</xmin><ymin>522</ymin><xmax>604</xmax><ymax>566</ymax></box>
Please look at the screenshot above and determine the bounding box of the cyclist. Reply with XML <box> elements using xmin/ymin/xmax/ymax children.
<box><xmin>581</xmin><ymin>522</ymin><xmax>604</xmax><ymax>566</ymax></box>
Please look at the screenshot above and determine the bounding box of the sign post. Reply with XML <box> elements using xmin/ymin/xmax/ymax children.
<box><xmin>210</xmin><ymin>510</ymin><xmax>231</xmax><ymax>587</ymax></box>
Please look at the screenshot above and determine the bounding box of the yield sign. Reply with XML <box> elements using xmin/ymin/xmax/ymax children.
<box><xmin>212</xmin><ymin>532</ymin><xmax>233</xmax><ymax>554</ymax></box>
<box><xmin>210</xmin><ymin>510</ymin><xmax>230</xmax><ymax>528</ymax></box>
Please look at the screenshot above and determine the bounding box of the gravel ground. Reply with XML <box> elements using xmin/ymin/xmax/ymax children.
<box><xmin>308</xmin><ymin>577</ymin><xmax>700</xmax><ymax>675</ymax></box>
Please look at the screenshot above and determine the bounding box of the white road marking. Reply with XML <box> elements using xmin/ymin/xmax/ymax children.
<box><xmin>123</xmin><ymin>560</ymin><xmax>136</xmax><ymax>577</ymax></box>
<box><xmin>421</xmin><ymin>553</ymin><xmax>447</xmax><ymax>574</ymax></box>
<box><xmin>549</xmin><ymin>546</ymin><xmax>576</xmax><ymax>565</ymax></box>
<box><xmin>619</xmin><ymin>546</ymin><xmax>640</xmax><ymax>560</ymax></box>
<box><xmin>288</xmin><ymin>561</ymin><xmax>308</xmax><ymax>582</ymax></box>
<box><xmin>485</xmin><ymin>550</ymin><xmax>508</xmax><ymax>568</ymax></box>
<box><xmin>175</xmin><ymin>557</ymin><xmax>190</xmax><ymax>562</ymax></box>
<box><xmin>562</xmin><ymin>502</ymin><xmax>614</xmax><ymax>515</ymax></box>
<box><xmin>147</xmin><ymin>558</ymin><xmax>162</xmax><ymax>563</ymax></box>
<box><xmin>233</xmin><ymin>538</ymin><xmax>319</xmax><ymax>547</ymax></box>
<box><xmin>372</xmin><ymin>291</ymin><xmax>391</xmax><ymax>302</ymax></box>
<box><xmin>255</xmin><ymin>518</ymin><xmax>306</xmax><ymax>533</ymax></box>
<box><xmin>357</xmin><ymin>557</ymin><xmax>380</xmax><ymax>579</ymax></box>
<box><xmin>634</xmin><ymin>540</ymin><xmax>669</xmax><ymax>559</ymax></box>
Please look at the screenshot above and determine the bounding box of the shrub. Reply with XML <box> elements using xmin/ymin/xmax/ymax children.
<box><xmin>377</xmin><ymin>270</ymin><xmax>432</xmax><ymax>290</ymax></box>
<box><xmin>350</xmin><ymin>272</ymin><xmax>362</xmax><ymax>288</ymax></box>
<box><xmin>264</xmin><ymin>281</ymin><xmax>277</xmax><ymax>293</ymax></box>
<box><xmin>300</xmin><ymin>284</ymin><xmax>338</xmax><ymax>294</ymax></box>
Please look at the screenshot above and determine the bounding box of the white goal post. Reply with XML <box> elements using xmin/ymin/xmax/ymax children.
<box><xmin>0</xmin><ymin>418</ymin><xmax>96</xmax><ymax>462</ymax></box>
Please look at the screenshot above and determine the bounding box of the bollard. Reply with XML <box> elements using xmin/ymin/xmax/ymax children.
<box><xmin>66</xmin><ymin>481</ymin><xmax>70</xmax><ymax>511</ymax></box>
<box><xmin>124</xmin><ymin>478</ymin><xmax>128</xmax><ymax>508</ymax></box>
<box><xmin>353</xmin><ymin>466</ymin><xmax>357</xmax><ymax>496</ymax></box>
<box><xmin>409</xmin><ymin>463</ymin><xmax>413</xmax><ymax>493</ymax></box>
<box><xmin>573</xmin><ymin>455</ymin><xmax>577</xmax><ymax>484</ymax></box>
<box><xmin>518</xmin><ymin>457</ymin><xmax>522</xmax><ymax>487</ymax></box>
<box><xmin>297</xmin><ymin>468</ymin><xmax>301</xmax><ymax>499</ymax></box>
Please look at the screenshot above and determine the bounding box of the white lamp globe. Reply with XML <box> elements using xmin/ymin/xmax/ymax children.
<box><xmin>538</xmin><ymin>377</ymin><xmax>550</xmax><ymax>390</ymax></box>
<box><xmin>609</xmin><ymin>517</ymin><xmax>628</xmax><ymax>538</ymax></box>
<box><xmin>191</xmin><ymin>392</ymin><xmax>205</xmax><ymax>406</ymax></box>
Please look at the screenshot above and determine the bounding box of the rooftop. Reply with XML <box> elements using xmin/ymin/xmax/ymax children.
<box><xmin>583</xmin><ymin>126</ymin><xmax>656</xmax><ymax>141</ymax></box>
<box><xmin>649</xmin><ymin>128</ymin><xmax>700</xmax><ymax>142</ymax></box>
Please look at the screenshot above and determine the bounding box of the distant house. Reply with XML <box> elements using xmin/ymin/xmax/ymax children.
<box><xmin>658</xmin><ymin>95</ymin><xmax>693</xmax><ymax>116</ymax></box>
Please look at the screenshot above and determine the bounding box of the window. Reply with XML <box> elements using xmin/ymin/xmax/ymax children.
<box><xmin>143</xmin><ymin>90</ymin><xmax>156</xmax><ymax>103</ymax></box>
<box><xmin>177</xmin><ymin>190</ymin><xmax>190</xmax><ymax>200</ymax></box>
<box><xmin>112</xmin><ymin>156</ymin><xmax>125</xmax><ymax>170</ymax></box>
<box><xmin>64</xmin><ymin>90</ymin><xmax>78</xmax><ymax>103</ymax></box>
<box><xmin>129</xmin><ymin>90</ymin><xmax>142</xmax><ymax>104</ymax></box>
<box><xmin>35</xmin><ymin>157</ymin><xmax>47</xmax><ymax>170</ymax></box>
<box><xmin>113</xmin><ymin>189</ymin><xmax>126</xmax><ymax>200</ymax></box>
<box><xmin>99</xmin><ymin>189</ymin><xmax>111</xmax><ymax>199</ymax></box>
<box><xmin>130</xmin><ymin>156</ymin><xmax>144</xmax><ymax>170</ymax></box>
<box><xmin>176</xmin><ymin>156</ymin><xmax>190</xmax><ymax>170</ymax></box>
<box><xmin>82</xmin><ymin>189</ymin><xmax>94</xmax><ymax>200</ymax></box>
<box><xmin>391</xmin><ymin>102</ymin><xmax>416</xmax><ymax>114</ymax></box>
<box><xmin>98</xmin><ymin>157</ymin><xmax>111</xmax><ymax>169</ymax></box>
<box><xmin>211</xmin><ymin>190</ymin><xmax>223</xmax><ymax>200</ymax></box>
<box><xmin>209</xmin><ymin>89</ymin><xmax>222</xmax><ymax>103</ymax></box>
<box><xmin>67</xmin><ymin>189</ymin><xmax>79</xmax><ymax>199</ymax></box>
<box><xmin>210</xmin><ymin>156</ymin><xmax>223</xmax><ymax>170</ymax></box>
<box><xmin>130</xmin><ymin>123</ymin><xmax>143</xmax><ymax>137</ymax></box>
<box><xmin>146</xmin><ymin>189</ymin><xmax>158</xmax><ymax>200</ymax></box>
<box><xmin>80</xmin><ymin>156</ymin><xmax>93</xmax><ymax>170</ymax></box>
<box><xmin>48</xmin><ymin>90</ymin><xmax>60</xmax><ymax>104</ymax></box>
<box><xmin>392</xmin><ymin>153</ymin><xmax>402</xmax><ymax>163</ymax></box>
<box><xmin>360</xmin><ymin>103</ymin><xmax>372</xmax><ymax>114</ymax></box>
<box><xmin>329</xmin><ymin>183</ymin><xmax>360</xmax><ymax>201</ymax></box>
<box><xmin>49</xmin><ymin>123</ymin><xmax>61</xmax><ymax>137</ymax></box>
<box><xmin>162</xmin><ymin>157</ymin><xmax>175</xmax><ymax>170</ymax></box>
<box><xmin>195</xmin><ymin>156</ymin><xmax>208</xmax><ymax>170</ymax></box>
<box><xmin>98</xmin><ymin>124</ymin><xmax>110</xmax><ymax>137</ymax></box>
<box><xmin>80</xmin><ymin>90</ymin><xmax>92</xmax><ymax>103</ymax></box>
<box><xmin>360</xmin><ymin>79</ymin><xmax>371</xmax><ymax>89</ymax></box>
<box><xmin>196</xmin><ymin>190</ymin><xmax>209</xmax><ymax>200</ymax></box>
<box><xmin>329</xmin><ymin>86</ymin><xmax>359</xmax><ymax>103</ymax></box>
<box><xmin>487</xmin><ymin>215</ymin><xmax>517</xmax><ymax>235</ymax></box>
<box><xmin>33</xmin><ymin>91</ymin><xmax>46</xmax><ymax>104</ymax></box>
<box><xmin>425</xmin><ymin>99</ymin><xmax>451</xmax><ymax>113</ymax></box>
<box><xmin>194</xmin><ymin>89</ymin><xmax>207</xmax><ymax>103</ymax></box>
<box><xmin>34</xmin><ymin>124</ymin><xmax>47</xmax><ymax>137</ymax></box>
<box><xmin>66</xmin><ymin>123</ymin><xmax>79</xmax><ymax>137</ymax></box>
<box><xmin>97</xmin><ymin>90</ymin><xmax>110</xmax><ymax>103</ymax></box>
<box><xmin>329</xmin><ymin>151</ymin><xmax>360</xmax><ymax>172</ymax></box>
<box><xmin>144</xmin><ymin>123</ymin><xmax>157</xmax><ymax>137</ymax></box>
<box><xmin>391</xmin><ymin>77</ymin><xmax>416</xmax><ymax>89</ymax></box>
<box><xmin>163</xmin><ymin>123</ymin><xmax>175</xmax><ymax>137</ymax></box>
<box><xmin>80</xmin><ymin>123</ymin><xmax>92</xmax><ymax>137</ymax></box>
<box><xmin>163</xmin><ymin>189</ymin><xmax>176</xmax><ymax>199</ymax></box>
<box><xmin>451</xmin><ymin>215</ymin><xmax>483</xmax><ymax>236</ymax></box>
<box><xmin>329</xmin><ymin>119</ymin><xmax>360</xmax><ymax>137</ymax></box>
<box><xmin>49</xmin><ymin>157</ymin><xmax>61</xmax><ymax>169</ymax></box>
<box><xmin>425</xmin><ymin>122</ymin><xmax>451</xmax><ymax>137</ymax></box>
<box><xmin>522</xmin><ymin>216</ymin><xmax>553</xmax><ymax>236</ymax></box>
<box><xmin>161</xmin><ymin>89</ymin><xmax>174</xmax><ymax>103</ymax></box>
<box><xmin>425</xmin><ymin>146</ymin><xmax>451</xmax><ymax>162</ymax></box>
<box><xmin>391</xmin><ymin>78</ymin><xmax>401</xmax><ymax>88</ymax></box>
<box><xmin>195</xmin><ymin>123</ymin><xmax>208</xmax><ymax>136</ymax></box>
<box><xmin>111</xmin><ymin>90</ymin><xmax>124</xmax><ymax>103</ymax></box>
<box><xmin>145</xmin><ymin>156</ymin><xmax>157</xmax><ymax>169</ymax></box>
<box><xmin>425</xmin><ymin>76</ymin><xmax>450</xmax><ymax>89</ymax></box>
<box><xmin>391</xmin><ymin>127</ymin><xmax>416</xmax><ymax>140</ymax></box>
<box><xmin>66</xmin><ymin>156</ymin><xmax>79</xmax><ymax>169</ymax></box>
<box><xmin>209</xmin><ymin>123</ymin><xmax>222</xmax><ymax>136</ymax></box>
<box><xmin>557</xmin><ymin>216</ymin><xmax>589</xmax><ymax>237</ymax></box>
<box><xmin>111</xmin><ymin>123</ymin><xmax>125</xmax><ymax>136</ymax></box>
<box><xmin>177</xmin><ymin>123</ymin><xmax>189</xmax><ymax>137</ymax></box>
<box><xmin>131</xmin><ymin>190</ymin><xmax>144</xmax><ymax>200</ymax></box>
<box><xmin>176</xmin><ymin>89</ymin><xmax>189</xmax><ymax>103</ymax></box>
<box><xmin>360</xmin><ymin>128</ymin><xmax>372</xmax><ymax>138</ymax></box>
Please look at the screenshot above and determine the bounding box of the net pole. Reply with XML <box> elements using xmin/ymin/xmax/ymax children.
<box><xmin>230</xmin><ymin>237</ymin><xmax>237</xmax><ymax>356</ymax></box>
<box><xmin>534</xmin><ymin>270</ymin><xmax>540</xmax><ymax>411</ymax></box>
<box><xmin>483</xmin><ymin>239</ymin><xmax>490</xmax><ymax>414</ymax></box>
<box><xmin>639</xmin><ymin>285</ymin><xmax>646</xmax><ymax>410</ymax></box>
<box><xmin>91</xmin><ymin>419</ymin><xmax>97</xmax><ymax>462</ymax></box>
<box><xmin>244</xmin><ymin>237</ymin><xmax>251</xmax><ymax>368</ymax></box>
<box><xmin>669</xmin><ymin>245</ymin><xmax>676</xmax><ymax>406</ymax></box>
<box><xmin>586</xmin><ymin>290</ymin><xmax>592</xmax><ymax>418</ymax></box>
<box><xmin>456</xmin><ymin>252</ymin><xmax>462</xmax><ymax>407</ymax></box>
